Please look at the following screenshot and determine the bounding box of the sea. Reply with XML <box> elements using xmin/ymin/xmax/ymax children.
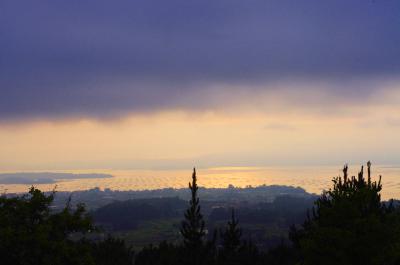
<box><xmin>1</xmin><ymin>165</ymin><xmax>400</xmax><ymax>200</ymax></box>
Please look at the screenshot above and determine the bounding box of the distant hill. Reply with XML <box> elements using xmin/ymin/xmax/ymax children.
<box><xmin>0</xmin><ymin>172</ymin><xmax>113</xmax><ymax>184</ymax></box>
<box><xmin>48</xmin><ymin>184</ymin><xmax>315</xmax><ymax>210</ymax></box>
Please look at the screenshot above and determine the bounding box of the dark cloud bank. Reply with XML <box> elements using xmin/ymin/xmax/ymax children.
<box><xmin>1</xmin><ymin>0</ymin><xmax>400</xmax><ymax>120</ymax></box>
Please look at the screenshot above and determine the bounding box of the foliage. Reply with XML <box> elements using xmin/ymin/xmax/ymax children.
<box><xmin>180</xmin><ymin>168</ymin><xmax>206</xmax><ymax>249</ymax></box>
<box><xmin>134</xmin><ymin>241</ymin><xmax>181</xmax><ymax>265</ymax></box>
<box><xmin>0</xmin><ymin>187</ymin><xmax>133</xmax><ymax>265</ymax></box>
<box><xmin>91</xmin><ymin>236</ymin><xmax>134</xmax><ymax>265</ymax></box>
<box><xmin>217</xmin><ymin>209</ymin><xmax>262</xmax><ymax>265</ymax></box>
<box><xmin>179</xmin><ymin>168</ymin><xmax>211</xmax><ymax>264</ymax></box>
<box><xmin>221</xmin><ymin>209</ymin><xmax>242</xmax><ymax>252</ymax></box>
<box><xmin>290</xmin><ymin>162</ymin><xmax>400</xmax><ymax>265</ymax></box>
<box><xmin>263</xmin><ymin>243</ymin><xmax>298</xmax><ymax>265</ymax></box>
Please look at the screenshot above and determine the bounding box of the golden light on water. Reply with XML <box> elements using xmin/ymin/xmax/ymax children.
<box><xmin>1</xmin><ymin>166</ymin><xmax>399</xmax><ymax>200</ymax></box>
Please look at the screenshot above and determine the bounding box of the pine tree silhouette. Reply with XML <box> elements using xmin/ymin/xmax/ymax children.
<box><xmin>180</xmin><ymin>168</ymin><xmax>206</xmax><ymax>264</ymax></box>
<box><xmin>290</xmin><ymin>162</ymin><xmax>400</xmax><ymax>265</ymax></box>
<box><xmin>221</xmin><ymin>208</ymin><xmax>242</xmax><ymax>252</ymax></box>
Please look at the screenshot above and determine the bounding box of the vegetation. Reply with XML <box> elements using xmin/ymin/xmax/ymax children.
<box><xmin>180</xmin><ymin>169</ymin><xmax>206</xmax><ymax>247</ymax></box>
<box><xmin>180</xmin><ymin>168</ymin><xmax>209</xmax><ymax>264</ymax></box>
<box><xmin>290</xmin><ymin>162</ymin><xmax>400</xmax><ymax>265</ymax></box>
<box><xmin>1</xmin><ymin>162</ymin><xmax>400</xmax><ymax>264</ymax></box>
<box><xmin>0</xmin><ymin>187</ymin><xmax>133</xmax><ymax>265</ymax></box>
<box><xmin>92</xmin><ymin>193</ymin><xmax>314</xmax><ymax>249</ymax></box>
<box><xmin>218</xmin><ymin>209</ymin><xmax>260</xmax><ymax>265</ymax></box>
<box><xmin>221</xmin><ymin>209</ymin><xmax>242</xmax><ymax>253</ymax></box>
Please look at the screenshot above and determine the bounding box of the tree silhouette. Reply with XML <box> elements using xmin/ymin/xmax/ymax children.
<box><xmin>0</xmin><ymin>187</ymin><xmax>95</xmax><ymax>264</ymax></box>
<box><xmin>91</xmin><ymin>236</ymin><xmax>134</xmax><ymax>265</ymax></box>
<box><xmin>134</xmin><ymin>241</ymin><xmax>181</xmax><ymax>265</ymax></box>
<box><xmin>218</xmin><ymin>208</ymin><xmax>263</xmax><ymax>265</ymax></box>
<box><xmin>290</xmin><ymin>162</ymin><xmax>400</xmax><ymax>265</ymax></box>
<box><xmin>180</xmin><ymin>168</ymin><xmax>208</xmax><ymax>264</ymax></box>
<box><xmin>0</xmin><ymin>187</ymin><xmax>133</xmax><ymax>265</ymax></box>
<box><xmin>221</xmin><ymin>209</ymin><xmax>242</xmax><ymax>252</ymax></box>
<box><xmin>180</xmin><ymin>168</ymin><xmax>206</xmax><ymax>249</ymax></box>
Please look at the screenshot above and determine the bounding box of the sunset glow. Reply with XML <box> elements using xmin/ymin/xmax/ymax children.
<box><xmin>1</xmin><ymin>0</ymin><xmax>400</xmax><ymax>190</ymax></box>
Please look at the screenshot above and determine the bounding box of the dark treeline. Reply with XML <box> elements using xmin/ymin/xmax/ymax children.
<box><xmin>93</xmin><ymin>197</ymin><xmax>187</xmax><ymax>230</ymax></box>
<box><xmin>91</xmin><ymin>192</ymin><xmax>315</xmax><ymax>249</ymax></box>
<box><xmin>1</xmin><ymin>162</ymin><xmax>400</xmax><ymax>264</ymax></box>
<box><xmin>48</xmin><ymin>184</ymin><xmax>310</xmax><ymax>210</ymax></box>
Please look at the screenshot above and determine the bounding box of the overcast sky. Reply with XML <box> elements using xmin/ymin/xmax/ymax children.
<box><xmin>1</xmin><ymin>1</ymin><xmax>400</xmax><ymax>169</ymax></box>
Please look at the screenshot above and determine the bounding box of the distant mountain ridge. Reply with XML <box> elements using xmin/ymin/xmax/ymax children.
<box><xmin>0</xmin><ymin>172</ymin><xmax>113</xmax><ymax>184</ymax></box>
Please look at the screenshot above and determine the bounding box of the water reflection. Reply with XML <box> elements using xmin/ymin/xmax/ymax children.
<box><xmin>1</xmin><ymin>165</ymin><xmax>399</xmax><ymax>200</ymax></box>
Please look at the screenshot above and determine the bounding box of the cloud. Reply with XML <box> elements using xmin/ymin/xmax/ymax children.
<box><xmin>1</xmin><ymin>0</ymin><xmax>400</xmax><ymax>121</ymax></box>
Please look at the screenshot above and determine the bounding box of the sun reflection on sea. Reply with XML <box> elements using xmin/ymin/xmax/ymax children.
<box><xmin>1</xmin><ymin>165</ymin><xmax>399</xmax><ymax>200</ymax></box>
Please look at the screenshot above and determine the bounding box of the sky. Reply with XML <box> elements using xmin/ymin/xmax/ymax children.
<box><xmin>1</xmin><ymin>0</ymin><xmax>400</xmax><ymax>170</ymax></box>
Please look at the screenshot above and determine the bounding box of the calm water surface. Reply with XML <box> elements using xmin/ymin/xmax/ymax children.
<box><xmin>1</xmin><ymin>165</ymin><xmax>400</xmax><ymax>200</ymax></box>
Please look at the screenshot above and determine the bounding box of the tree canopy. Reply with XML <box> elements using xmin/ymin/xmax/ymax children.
<box><xmin>290</xmin><ymin>162</ymin><xmax>400</xmax><ymax>265</ymax></box>
<box><xmin>0</xmin><ymin>187</ymin><xmax>133</xmax><ymax>265</ymax></box>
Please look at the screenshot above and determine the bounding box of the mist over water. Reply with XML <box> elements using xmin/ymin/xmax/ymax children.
<box><xmin>1</xmin><ymin>165</ymin><xmax>399</xmax><ymax>200</ymax></box>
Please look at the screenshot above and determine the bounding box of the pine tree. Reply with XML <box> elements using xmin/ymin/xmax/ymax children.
<box><xmin>219</xmin><ymin>209</ymin><xmax>262</xmax><ymax>265</ymax></box>
<box><xmin>290</xmin><ymin>162</ymin><xmax>400</xmax><ymax>265</ymax></box>
<box><xmin>221</xmin><ymin>209</ymin><xmax>242</xmax><ymax>252</ymax></box>
<box><xmin>180</xmin><ymin>168</ymin><xmax>206</xmax><ymax>263</ymax></box>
